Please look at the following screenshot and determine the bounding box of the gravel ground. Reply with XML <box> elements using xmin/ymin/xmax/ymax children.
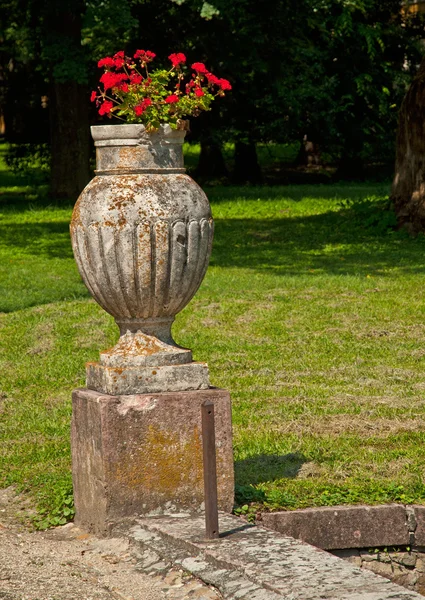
<box><xmin>0</xmin><ymin>487</ymin><xmax>221</xmax><ymax>600</ymax></box>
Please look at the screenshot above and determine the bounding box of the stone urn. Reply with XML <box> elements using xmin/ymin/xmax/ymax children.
<box><xmin>70</xmin><ymin>123</ymin><xmax>214</xmax><ymax>395</ymax></box>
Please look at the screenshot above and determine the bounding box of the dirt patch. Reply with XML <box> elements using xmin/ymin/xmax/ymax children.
<box><xmin>0</xmin><ymin>487</ymin><xmax>221</xmax><ymax>600</ymax></box>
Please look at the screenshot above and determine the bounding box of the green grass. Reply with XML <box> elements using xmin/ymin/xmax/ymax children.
<box><xmin>2</xmin><ymin>141</ymin><xmax>425</xmax><ymax>525</ymax></box>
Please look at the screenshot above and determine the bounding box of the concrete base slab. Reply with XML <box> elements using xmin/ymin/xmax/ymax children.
<box><xmin>71</xmin><ymin>388</ymin><xmax>234</xmax><ymax>536</ymax></box>
<box><xmin>129</xmin><ymin>513</ymin><xmax>424</xmax><ymax>600</ymax></box>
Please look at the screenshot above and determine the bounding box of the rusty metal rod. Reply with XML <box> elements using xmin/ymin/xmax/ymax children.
<box><xmin>201</xmin><ymin>399</ymin><xmax>219</xmax><ymax>539</ymax></box>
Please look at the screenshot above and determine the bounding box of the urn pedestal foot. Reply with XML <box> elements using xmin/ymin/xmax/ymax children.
<box><xmin>86</xmin><ymin>361</ymin><xmax>210</xmax><ymax>395</ymax></box>
<box><xmin>86</xmin><ymin>330</ymin><xmax>211</xmax><ymax>395</ymax></box>
<box><xmin>71</xmin><ymin>388</ymin><xmax>234</xmax><ymax>536</ymax></box>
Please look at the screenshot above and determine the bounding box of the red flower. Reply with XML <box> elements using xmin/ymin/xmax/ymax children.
<box><xmin>134</xmin><ymin>97</ymin><xmax>152</xmax><ymax>116</ymax></box>
<box><xmin>113</xmin><ymin>51</ymin><xmax>125</xmax><ymax>68</ymax></box>
<box><xmin>119</xmin><ymin>83</ymin><xmax>129</xmax><ymax>93</ymax></box>
<box><xmin>194</xmin><ymin>88</ymin><xmax>204</xmax><ymax>97</ymax></box>
<box><xmin>191</xmin><ymin>62</ymin><xmax>208</xmax><ymax>74</ymax></box>
<box><xmin>206</xmin><ymin>72</ymin><xmax>220</xmax><ymax>86</ymax></box>
<box><xmin>130</xmin><ymin>73</ymin><xmax>143</xmax><ymax>85</ymax></box>
<box><xmin>218</xmin><ymin>78</ymin><xmax>232</xmax><ymax>91</ymax></box>
<box><xmin>90</xmin><ymin>91</ymin><xmax>97</xmax><ymax>102</ymax></box>
<box><xmin>98</xmin><ymin>100</ymin><xmax>114</xmax><ymax>116</ymax></box>
<box><xmin>134</xmin><ymin>50</ymin><xmax>156</xmax><ymax>62</ymax></box>
<box><xmin>98</xmin><ymin>57</ymin><xmax>115</xmax><ymax>69</ymax></box>
<box><xmin>100</xmin><ymin>71</ymin><xmax>128</xmax><ymax>91</ymax></box>
<box><xmin>165</xmin><ymin>94</ymin><xmax>179</xmax><ymax>104</ymax></box>
<box><xmin>169</xmin><ymin>53</ymin><xmax>186</xmax><ymax>67</ymax></box>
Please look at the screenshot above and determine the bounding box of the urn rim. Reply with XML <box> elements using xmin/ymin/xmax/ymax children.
<box><xmin>91</xmin><ymin>123</ymin><xmax>186</xmax><ymax>146</ymax></box>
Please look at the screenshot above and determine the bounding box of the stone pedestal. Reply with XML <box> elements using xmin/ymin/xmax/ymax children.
<box><xmin>71</xmin><ymin>387</ymin><xmax>234</xmax><ymax>535</ymax></box>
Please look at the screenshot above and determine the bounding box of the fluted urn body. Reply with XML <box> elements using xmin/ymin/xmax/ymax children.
<box><xmin>70</xmin><ymin>124</ymin><xmax>213</xmax><ymax>395</ymax></box>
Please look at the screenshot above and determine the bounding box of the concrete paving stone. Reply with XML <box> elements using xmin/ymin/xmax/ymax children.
<box><xmin>260</xmin><ymin>504</ymin><xmax>411</xmax><ymax>550</ymax></box>
<box><xmin>232</xmin><ymin>584</ymin><xmax>264</xmax><ymax>599</ymax></box>
<box><xmin>414</xmin><ymin>506</ymin><xmax>425</xmax><ymax>546</ymax></box>
<box><xmin>221</xmin><ymin>578</ymin><xmax>259</xmax><ymax>594</ymax></box>
<box><xmin>130</xmin><ymin>513</ymin><xmax>425</xmax><ymax>600</ymax></box>
<box><xmin>146</xmin><ymin>561</ymin><xmax>171</xmax><ymax>573</ymax></box>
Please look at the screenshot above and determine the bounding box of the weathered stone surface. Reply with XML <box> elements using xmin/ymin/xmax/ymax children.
<box><xmin>129</xmin><ymin>513</ymin><xmax>424</xmax><ymax>599</ymax></box>
<box><xmin>70</xmin><ymin>124</ymin><xmax>215</xmax><ymax>395</ymax></box>
<box><xmin>413</xmin><ymin>506</ymin><xmax>425</xmax><ymax>546</ymax></box>
<box><xmin>71</xmin><ymin>388</ymin><xmax>234</xmax><ymax>535</ymax></box>
<box><xmin>260</xmin><ymin>504</ymin><xmax>411</xmax><ymax>550</ymax></box>
<box><xmin>86</xmin><ymin>360</ymin><xmax>210</xmax><ymax>395</ymax></box>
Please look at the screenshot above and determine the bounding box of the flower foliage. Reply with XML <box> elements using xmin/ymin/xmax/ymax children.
<box><xmin>91</xmin><ymin>49</ymin><xmax>231</xmax><ymax>130</ymax></box>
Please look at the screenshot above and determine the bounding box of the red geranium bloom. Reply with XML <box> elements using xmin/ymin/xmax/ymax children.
<box><xmin>165</xmin><ymin>94</ymin><xmax>179</xmax><ymax>104</ymax></box>
<box><xmin>169</xmin><ymin>53</ymin><xmax>186</xmax><ymax>67</ymax></box>
<box><xmin>113</xmin><ymin>51</ymin><xmax>125</xmax><ymax>68</ymax></box>
<box><xmin>206</xmin><ymin>72</ymin><xmax>220</xmax><ymax>86</ymax></box>
<box><xmin>134</xmin><ymin>50</ymin><xmax>156</xmax><ymax>62</ymax></box>
<box><xmin>119</xmin><ymin>83</ymin><xmax>129</xmax><ymax>93</ymax></box>
<box><xmin>134</xmin><ymin>97</ymin><xmax>152</xmax><ymax>116</ymax></box>
<box><xmin>130</xmin><ymin>73</ymin><xmax>143</xmax><ymax>85</ymax></box>
<box><xmin>100</xmin><ymin>71</ymin><xmax>128</xmax><ymax>91</ymax></box>
<box><xmin>218</xmin><ymin>78</ymin><xmax>232</xmax><ymax>91</ymax></box>
<box><xmin>98</xmin><ymin>57</ymin><xmax>115</xmax><ymax>69</ymax></box>
<box><xmin>191</xmin><ymin>62</ymin><xmax>208</xmax><ymax>74</ymax></box>
<box><xmin>90</xmin><ymin>91</ymin><xmax>97</xmax><ymax>102</ymax></box>
<box><xmin>98</xmin><ymin>100</ymin><xmax>114</xmax><ymax>115</ymax></box>
<box><xmin>194</xmin><ymin>88</ymin><xmax>204</xmax><ymax>97</ymax></box>
<box><xmin>185</xmin><ymin>80</ymin><xmax>196</xmax><ymax>94</ymax></box>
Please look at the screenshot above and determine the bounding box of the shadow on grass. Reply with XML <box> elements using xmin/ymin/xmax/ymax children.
<box><xmin>206</xmin><ymin>182</ymin><xmax>389</xmax><ymax>203</ymax></box>
<box><xmin>0</xmin><ymin>221</ymin><xmax>75</xmax><ymax>259</ymax></box>
<box><xmin>235</xmin><ymin>452</ymin><xmax>307</xmax><ymax>486</ymax></box>
<box><xmin>211</xmin><ymin>212</ymin><xmax>425</xmax><ymax>276</ymax></box>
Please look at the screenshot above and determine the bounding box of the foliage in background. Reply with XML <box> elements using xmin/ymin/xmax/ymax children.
<box><xmin>1</xmin><ymin>0</ymin><xmax>425</xmax><ymax>189</ymax></box>
<box><xmin>300</xmin><ymin>0</ymin><xmax>425</xmax><ymax>175</ymax></box>
<box><xmin>5</xmin><ymin>144</ymin><xmax>50</xmax><ymax>183</ymax></box>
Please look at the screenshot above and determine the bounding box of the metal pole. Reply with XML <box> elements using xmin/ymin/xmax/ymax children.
<box><xmin>201</xmin><ymin>399</ymin><xmax>219</xmax><ymax>539</ymax></box>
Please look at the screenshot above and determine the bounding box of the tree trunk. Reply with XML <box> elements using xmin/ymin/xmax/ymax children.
<box><xmin>49</xmin><ymin>81</ymin><xmax>90</xmax><ymax>199</ymax></box>
<box><xmin>196</xmin><ymin>140</ymin><xmax>228</xmax><ymax>179</ymax></box>
<box><xmin>233</xmin><ymin>141</ymin><xmax>262</xmax><ymax>184</ymax></box>
<box><xmin>44</xmin><ymin>0</ymin><xmax>90</xmax><ymax>200</ymax></box>
<box><xmin>392</xmin><ymin>55</ymin><xmax>425</xmax><ymax>233</ymax></box>
<box><xmin>294</xmin><ymin>136</ymin><xmax>321</xmax><ymax>167</ymax></box>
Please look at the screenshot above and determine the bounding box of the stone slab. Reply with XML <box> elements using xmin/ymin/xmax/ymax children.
<box><xmin>71</xmin><ymin>388</ymin><xmax>234</xmax><ymax>536</ymax></box>
<box><xmin>260</xmin><ymin>505</ymin><xmax>411</xmax><ymax>550</ymax></box>
<box><xmin>129</xmin><ymin>513</ymin><xmax>424</xmax><ymax>599</ymax></box>
<box><xmin>413</xmin><ymin>506</ymin><xmax>425</xmax><ymax>546</ymax></box>
<box><xmin>86</xmin><ymin>361</ymin><xmax>210</xmax><ymax>395</ymax></box>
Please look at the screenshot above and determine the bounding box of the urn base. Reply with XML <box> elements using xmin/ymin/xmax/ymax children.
<box><xmin>86</xmin><ymin>360</ymin><xmax>210</xmax><ymax>395</ymax></box>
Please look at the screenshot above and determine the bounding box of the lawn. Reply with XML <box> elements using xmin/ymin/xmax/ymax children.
<box><xmin>2</xmin><ymin>141</ymin><xmax>425</xmax><ymax>526</ymax></box>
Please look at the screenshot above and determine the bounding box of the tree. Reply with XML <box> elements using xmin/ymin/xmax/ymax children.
<box><xmin>295</xmin><ymin>0</ymin><xmax>425</xmax><ymax>177</ymax></box>
<box><xmin>0</xmin><ymin>0</ymin><xmax>137</xmax><ymax>199</ymax></box>
<box><xmin>392</xmin><ymin>55</ymin><xmax>425</xmax><ymax>233</ymax></box>
<box><xmin>2</xmin><ymin>0</ymin><xmax>424</xmax><ymax>192</ymax></box>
